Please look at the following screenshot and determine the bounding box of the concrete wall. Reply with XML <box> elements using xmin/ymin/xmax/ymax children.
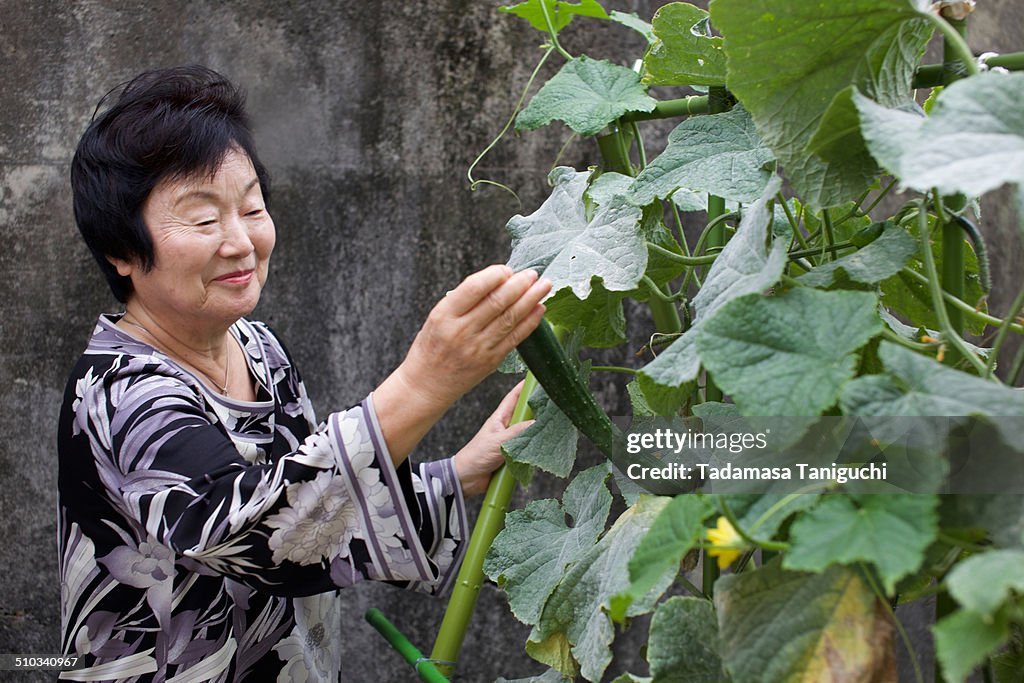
<box><xmin>1</xmin><ymin>1</ymin><xmax>1021</xmax><ymax>682</ymax></box>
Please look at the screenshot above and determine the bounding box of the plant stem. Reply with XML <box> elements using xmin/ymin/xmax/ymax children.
<box><xmin>914</xmin><ymin>201</ymin><xmax>988</xmax><ymax>375</ymax></box>
<box><xmin>669</xmin><ymin>199</ymin><xmax>691</xmax><ymax>257</ymax></box>
<box><xmin>881</xmin><ymin>327</ymin><xmax>937</xmax><ymax>353</ymax></box>
<box><xmin>926</xmin><ymin>11</ymin><xmax>979</xmax><ymax>77</ymax></box>
<box><xmin>821</xmin><ymin>208</ymin><xmax>836</xmax><ymax>262</ymax></box>
<box><xmin>788</xmin><ymin>241</ymin><xmax>855</xmax><ymax>261</ymax></box>
<box><xmin>621</xmin><ymin>95</ymin><xmax>710</xmax><ymax>122</ymax></box>
<box><xmin>648</xmin><ymin>242</ymin><xmax>717</xmax><ymax>266</ymax></box>
<box><xmin>629</xmin><ymin>120</ymin><xmax>647</xmax><ymax>169</ymax></box>
<box><xmin>719</xmin><ymin>497</ymin><xmax>789</xmax><ymax>552</ymax></box>
<box><xmin>777</xmin><ymin>193</ymin><xmax>809</xmax><ymax>250</ymax></box>
<box><xmin>934</xmin><ymin>191</ymin><xmax>966</xmax><ymax>338</ymax></box>
<box><xmin>899</xmin><ymin>267</ymin><xmax>1024</xmax><ymax>334</ymax></box>
<box><xmin>539</xmin><ymin>1</ymin><xmax>572</xmax><ymax>60</ymax></box>
<box><xmin>984</xmin><ymin>282</ymin><xmax>1024</xmax><ymax>378</ymax></box>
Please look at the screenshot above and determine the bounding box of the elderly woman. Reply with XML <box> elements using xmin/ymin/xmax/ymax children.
<box><xmin>58</xmin><ymin>65</ymin><xmax>550</xmax><ymax>681</ymax></box>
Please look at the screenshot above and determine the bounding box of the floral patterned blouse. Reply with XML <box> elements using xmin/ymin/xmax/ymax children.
<box><xmin>57</xmin><ymin>315</ymin><xmax>467</xmax><ymax>681</ymax></box>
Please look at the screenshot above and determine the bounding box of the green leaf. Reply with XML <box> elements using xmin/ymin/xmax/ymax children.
<box><xmin>484</xmin><ymin>465</ymin><xmax>612</xmax><ymax>625</ymax></box>
<box><xmin>946</xmin><ymin>549</ymin><xmax>1024</xmax><ymax>616</ymax></box>
<box><xmin>497</xmin><ymin>670</ymin><xmax>572</xmax><ymax>683</ymax></box>
<box><xmin>501</xmin><ymin>375</ymin><xmax>582</xmax><ymax>481</ymax></box>
<box><xmin>797</xmin><ymin>226</ymin><xmax>917</xmax><ymax>288</ymax></box>
<box><xmin>499</xmin><ymin>0</ymin><xmax>608</xmax><ymax>34</ymax></box>
<box><xmin>609</xmin><ymin>10</ymin><xmax>655</xmax><ymax>44</ymax></box>
<box><xmin>632</xmin><ymin>373</ymin><xmax>691</xmax><ymax>417</ymax></box>
<box><xmin>840</xmin><ymin>342</ymin><xmax>1024</xmax><ymax>423</ymax></box>
<box><xmin>783</xmin><ymin>494</ymin><xmax>938</xmax><ymax>593</ymax></box>
<box><xmin>697</xmin><ymin>288</ymin><xmax>883</xmax><ymax>416</ymax></box>
<box><xmin>531</xmin><ymin>496</ymin><xmax>671</xmax><ymax>682</ymax></box>
<box><xmin>715</xmin><ymin>560</ymin><xmax>895</xmax><ymax>682</ymax></box>
<box><xmin>733</xmin><ymin>492</ymin><xmax>819</xmax><ymax>543</ymax></box>
<box><xmin>934</xmin><ymin>608</ymin><xmax>1011</xmax><ymax>683</ymax></box>
<box><xmin>629</xmin><ymin>105</ymin><xmax>775</xmax><ymax>205</ymax></box>
<box><xmin>609</xmin><ymin>494</ymin><xmax>712</xmax><ymax>622</ymax></box>
<box><xmin>544</xmin><ymin>282</ymin><xmax>627</xmax><ymax>348</ymax></box>
<box><xmin>507</xmin><ymin>167</ymin><xmax>646</xmax><ymax>300</ymax></box>
<box><xmin>648</xmin><ymin>597</ymin><xmax>726</xmax><ymax>682</ymax></box>
<box><xmin>642</xmin><ymin>3</ymin><xmax>727</xmax><ymax>87</ymax></box>
<box><xmin>517</xmin><ymin>57</ymin><xmax>657</xmax><ymax>136</ymax></box>
<box><xmin>858</xmin><ymin>72</ymin><xmax>1024</xmax><ymax>197</ymax></box>
<box><xmin>639</xmin><ymin>176</ymin><xmax>787</xmax><ymax>390</ymax></box>
<box><xmin>710</xmin><ymin>0</ymin><xmax>932</xmax><ymax>208</ymax></box>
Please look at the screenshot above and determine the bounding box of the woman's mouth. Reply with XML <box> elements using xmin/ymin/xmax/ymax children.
<box><xmin>213</xmin><ymin>269</ymin><xmax>255</xmax><ymax>285</ymax></box>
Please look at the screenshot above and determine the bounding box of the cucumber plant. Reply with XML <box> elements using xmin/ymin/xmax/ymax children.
<box><xmin>466</xmin><ymin>1</ymin><xmax>1024</xmax><ymax>682</ymax></box>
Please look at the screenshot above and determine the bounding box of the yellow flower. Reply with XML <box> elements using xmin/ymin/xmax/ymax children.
<box><xmin>706</xmin><ymin>516</ymin><xmax>745</xmax><ymax>570</ymax></box>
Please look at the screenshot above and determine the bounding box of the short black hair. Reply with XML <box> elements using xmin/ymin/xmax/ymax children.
<box><xmin>71</xmin><ymin>65</ymin><xmax>271</xmax><ymax>303</ymax></box>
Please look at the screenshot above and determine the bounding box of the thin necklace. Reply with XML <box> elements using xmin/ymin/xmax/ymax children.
<box><xmin>120</xmin><ymin>315</ymin><xmax>231</xmax><ymax>395</ymax></box>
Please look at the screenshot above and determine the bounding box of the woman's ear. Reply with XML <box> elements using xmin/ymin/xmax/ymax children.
<box><xmin>107</xmin><ymin>255</ymin><xmax>134</xmax><ymax>278</ymax></box>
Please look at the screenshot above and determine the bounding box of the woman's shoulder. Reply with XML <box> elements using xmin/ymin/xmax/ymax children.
<box><xmin>236</xmin><ymin>318</ymin><xmax>299</xmax><ymax>373</ymax></box>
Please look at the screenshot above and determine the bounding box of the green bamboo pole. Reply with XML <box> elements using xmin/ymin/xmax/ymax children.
<box><xmin>429</xmin><ymin>371</ymin><xmax>541</xmax><ymax>676</ymax></box>
<box><xmin>366</xmin><ymin>608</ymin><xmax>451</xmax><ymax>683</ymax></box>
<box><xmin>703</xmin><ymin>85</ymin><xmax>730</xmax><ymax>408</ymax></box>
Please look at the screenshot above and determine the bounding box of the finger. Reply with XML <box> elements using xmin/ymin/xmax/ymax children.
<box><xmin>443</xmin><ymin>264</ymin><xmax>514</xmax><ymax>317</ymax></box>
<box><xmin>495</xmin><ymin>379</ymin><xmax>528</xmax><ymax>426</ymax></box>
<box><xmin>495</xmin><ymin>303</ymin><xmax>546</xmax><ymax>356</ymax></box>
<box><xmin>465</xmin><ymin>269</ymin><xmax>541</xmax><ymax>331</ymax></box>
<box><xmin>504</xmin><ymin>420</ymin><xmax>535</xmax><ymax>439</ymax></box>
<box><xmin>481</xmin><ymin>277</ymin><xmax>551</xmax><ymax>346</ymax></box>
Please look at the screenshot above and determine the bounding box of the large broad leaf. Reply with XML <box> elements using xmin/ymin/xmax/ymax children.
<box><xmin>530</xmin><ymin>496</ymin><xmax>671</xmax><ymax>682</ymax></box>
<box><xmin>840</xmin><ymin>341</ymin><xmax>1024</xmax><ymax>422</ymax></box>
<box><xmin>715</xmin><ymin>560</ymin><xmax>895</xmax><ymax>682</ymax></box>
<box><xmin>629</xmin><ymin>105</ymin><xmax>775</xmax><ymax>205</ymax></box>
<box><xmin>946</xmin><ymin>549</ymin><xmax>1024</xmax><ymax>616</ymax></box>
<box><xmin>507</xmin><ymin>167</ymin><xmax>646</xmax><ymax>299</ymax></box>
<box><xmin>784</xmin><ymin>494</ymin><xmax>938</xmax><ymax>593</ymax></box>
<box><xmin>648</xmin><ymin>597</ymin><xmax>726</xmax><ymax>682</ymax></box>
<box><xmin>500</xmin><ymin>0</ymin><xmax>608</xmax><ymax>34</ymax></box>
<box><xmin>934</xmin><ymin>608</ymin><xmax>1011</xmax><ymax>683</ymax></box>
<box><xmin>710</xmin><ymin>0</ymin><xmax>932</xmax><ymax>208</ymax></box>
<box><xmin>642</xmin><ymin>3</ymin><xmax>727</xmax><ymax>87</ymax></box>
<box><xmin>797</xmin><ymin>227</ymin><xmax>917</xmax><ymax>289</ymax></box>
<box><xmin>497</xmin><ymin>670</ymin><xmax>572</xmax><ymax>683</ymax></box>
<box><xmin>609</xmin><ymin>494</ymin><xmax>712</xmax><ymax>621</ymax></box>
<box><xmin>517</xmin><ymin>57</ymin><xmax>657</xmax><ymax>136</ymax></box>
<box><xmin>609</xmin><ymin>11</ymin><xmax>655</xmax><ymax>44</ymax></box>
<box><xmin>697</xmin><ymin>288</ymin><xmax>882</xmax><ymax>416</ymax></box>
<box><xmin>857</xmin><ymin>72</ymin><xmax>1024</xmax><ymax>197</ymax></box>
<box><xmin>484</xmin><ymin>465</ymin><xmax>612</xmax><ymax>625</ymax></box>
<box><xmin>639</xmin><ymin>176</ymin><xmax>787</xmax><ymax>390</ymax></box>
<box><xmin>501</xmin><ymin>377</ymin><xmax>582</xmax><ymax>483</ymax></box>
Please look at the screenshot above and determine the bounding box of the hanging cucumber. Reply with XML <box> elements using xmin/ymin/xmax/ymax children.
<box><xmin>516</xmin><ymin>318</ymin><xmax>688</xmax><ymax>495</ymax></box>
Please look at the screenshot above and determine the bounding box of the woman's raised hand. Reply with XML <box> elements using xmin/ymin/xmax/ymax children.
<box><xmin>372</xmin><ymin>265</ymin><xmax>550</xmax><ymax>465</ymax></box>
<box><xmin>400</xmin><ymin>265</ymin><xmax>550</xmax><ymax>408</ymax></box>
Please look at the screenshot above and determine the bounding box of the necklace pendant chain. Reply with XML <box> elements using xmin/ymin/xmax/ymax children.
<box><xmin>121</xmin><ymin>315</ymin><xmax>231</xmax><ymax>395</ymax></box>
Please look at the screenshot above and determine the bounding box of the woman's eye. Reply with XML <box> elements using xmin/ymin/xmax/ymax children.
<box><xmin>246</xmin><ymin>208</ymin><xmax>264</xmax><ymax>217</ymax></box>
<box><xmin>195</xmin><ymin>219</ymin><xmax>217</xmax><ymax>227</ymax></box>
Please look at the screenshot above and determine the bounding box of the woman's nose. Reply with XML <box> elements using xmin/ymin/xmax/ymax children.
<box><xmin>219</xmin><ymin>215</ymin><xmax>255</xmax><ymax>258</ymax></box>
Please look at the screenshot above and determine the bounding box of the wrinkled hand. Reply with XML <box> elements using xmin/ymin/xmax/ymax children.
<box><xmin>454</xmin><ymin>381</ymin><xmax>533</xmax><ymax>497</ymax></box>
<box><xmin>397</xmin><ymin>265</ymin><xmax>551</xmax><ymax>412</ymax></box>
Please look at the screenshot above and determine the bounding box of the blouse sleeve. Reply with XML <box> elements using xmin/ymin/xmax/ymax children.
<box><xmin>72</xmin><ymin>355</ymin><xmax>467</xmax><ymax>597</ymax></box>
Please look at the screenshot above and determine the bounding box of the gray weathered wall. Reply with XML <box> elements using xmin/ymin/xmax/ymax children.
<box><xmin>1</xmin><ymin>1</ymin><xmax>1022</xmax><ymax>682</ymax></box>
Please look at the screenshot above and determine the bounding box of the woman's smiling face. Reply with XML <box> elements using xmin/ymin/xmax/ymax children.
<box><xmin>115</xmin><ymin>148</ymin><xmax>275</xmax><ymax>330</ymax></box>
